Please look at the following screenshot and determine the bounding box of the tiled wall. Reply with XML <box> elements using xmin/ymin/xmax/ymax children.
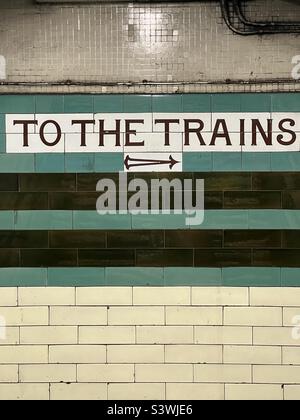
<box><xmin>1</xmin><ymin>286</ymin><xmax>300</xmax><ymax>400</ymax></box>
<box><xmin>0</xmin><ymin>1</ymin><xmax>299</xmax><ymax>94</ymax></box>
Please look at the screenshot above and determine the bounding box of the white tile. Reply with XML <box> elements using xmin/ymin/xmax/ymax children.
<box><xmin>124</xmin><ymin>132</ymin><xmax>183</xmax><ymax>153</ymax></box>
<box><xmin>212</xmin><ymin>113</ymin><xmax>271</xmax><ymax>133</ymax></box>
<box><xmin>124</xmin><ymin>152</ymin><xmax>183</xmax><ymax>173</ymax></box>
<box><xmin>6</xmin><ymin>115</ymin><xmax>36</xmax><ymax>134</ymax></box>
<box><xmin>153</xmin><ymin>113</ymin><xmax>211</xmax><ymax>133</ymax></box>
<box><xmin>94</xmin><ymin>114</ymin><xmax>152</xmax><ymax>133</ymax></box>
<box><xmin>6</xmin><ymin>134</ymin><xmax>65</xmax><ymax>154</ymax></box>
<box><xmin>35</xmin><ymin>114</ymin><xmax>94</xmax><ymax>134</ymax></box>
<box><xmin>183</xmin><ymin>132</ymin><xmax>242</xmax><ymax>152</ymax></box>
<box><xmin>242</xmin><ymin>133</ymin><xmax>300</xmax><ymax>152</ymax></box>
<box><xmin>272</xmin><ymin>113</ymin><xmax>300</xmax><ymax>133</ymax></box>
<box><xmin>65</xmin><ymin>133</ymin><xmax>124</xmax><ymax>153</ymax></box>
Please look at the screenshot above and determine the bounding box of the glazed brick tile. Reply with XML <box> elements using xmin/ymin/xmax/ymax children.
<box><xmin>0</xmin><ymin>231</ymin><xmax>48</xmax><ymax>248</ymax></box>
<box><xmin>224</xmin><ymin>192</ymin><xmax>282</xmax><ymax>209</ymax></box>
<box><xmin>20</xmin><ymin>249</ymin><xmax>78</xmax><ymax>267</ymax></box>
<box><xmin>0</xmin><ymin>174</ymin><xmax>18</xmax><ymax>191</ymax></box>
<box><xmin>0</xmin><ymin>193</ymin><xmax>48</xmax><ymax>210</ymax></box>
<box><xmin>165</xmin><ymin>231</ymin><xmax>223</xmax><ymax>248</ymax></box>
<box><xmin>78</xmin><ymin>249</ymin><xmax>135</xmax><ymax>267</ymax></box>
<box><xmin>252</xmin><ymin>174</ymin><xmax>300</xmax><ymax>191</ymax></box>
<box><xmin>20</xmin><ymin>174</ymin><xmax>76</xmax><ymax>192</ymax></box>
<box><xmin>194</xmin><ymin>249</ymin><xmax>252</xmax><ymax>267</ymax></box>
<box><xmin>136</xmin><ymin>249</ymin><xmax>193</xmax><ymax>267</ymax></box>
<box><xmin>107</xmin><ymin>231</ymin><xmax>164</xmax><ymax>249</ymax></box>
<box><xmin>224</xmin><ymin>231</ymin><xmax>282</xmax><ymax>249</ymax></box>
<box><xmin>253</xmin><ymin>250</ymin><xmax>300</xmax><ymax>267</ymax></box>
<box><xmin>50</xmin><ymin>231</ymin><xmax>107</xmax><ymax>249</ymax></box>
<box><xmin>49</xmin><ymin>192</ymin><xmax>99</xmax><ymax>210</ymax></box>
<box><xmin>283</xmin><ymin>192</ymin><xmax>300</xmax><ymax>210</ymax></box>
<box><xmin>0</xmin><ymin>249</ymin><xmax>20</xmax><ymax>267</ymax></box>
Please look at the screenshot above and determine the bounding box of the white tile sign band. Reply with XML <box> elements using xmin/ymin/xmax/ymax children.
<box><xmin>5</xmin><ymin>113</ymin><xmax>300</xmax><ymax>171</ymax></box>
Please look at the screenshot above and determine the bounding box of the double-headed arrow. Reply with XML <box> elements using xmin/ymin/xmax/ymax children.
<box><xmin>124</xmin><ymin>155</ymin><xmax>180</xmax><ymax>171</ymax></box>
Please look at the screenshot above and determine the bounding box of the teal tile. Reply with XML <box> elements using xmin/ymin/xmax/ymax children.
<box><xmin>95</xmin><ymin>153</ymin><xmax>124</xmax><ymax>172</ymax></box>
<box><xmin>249</xmin><ymin>210</ymin><xmax>300</xmax><ymax>230</ymax></box>
<box><xmin>281</xmin><ymin>268</ymin><xmax>300</xmax><ymax>287</ymax></box>
<box><xmin>65</xmin><ymin>154</ymin><xmax>95</xmax><ymax>173</ymax></box>
<box><xmin>0</xmin><ymin>133</ymin><xmax>5</xmax><ymax>153</ymax></box>
<box><xmin>94</xmin><ymin>95</ymin><xmax>124</xmax><ymax>113</ymax></box>
<box><xmin>74</xmin><ymin>211</ymin><xmax>132</xmax><ymax>230</ymax></box>
<box><xmin>48</xmin><ymin>268</ymin><xmax>105</xmax><ymax>287</ymax></box>
<box><xmin>106</xmin><ymin>268</ymin><xmax>164</xmax><ymax>286</ymax></box>
<box><xmin>240</xmin><ymin>94</ymin><xmax>271</xmax><ymax>112</ymax></box>
<box><xmin>0</xmin><ymin>154</ymin><xmax>35</xmax><ymax>172</ymax></box>
<box><xmin>271</xmin><ymin>153</ymin><xmax>300</xmax><ymax>171</ymax></box>
<box><xmin>212</xmin><ymin>94</ymin><xmax>241</xmax><ymax>112</ymax></box>
<box><xmin>242</xmin><ymin>152</ymin><xmax>271</xmax><ymax>171</ymax></box>
<box><xmin>0</xmin><ymin>95</ymin><xmax>35</xmax><ymax>113</ymax></box>
<box><xmin>272</xmin><ymin>93</ymin><xmax>300</xmax><ymax>112</ymax></box>
<box><xmin>183</xmin><ymin>153</ymin><xmax>212</xmax><ymax>172</ymax></box>
<box><xmin>35</xmin><ymin>154</ymin><xmax>65</xmax><ymax>173</ymax></box>
<box><xmin>0</xmin><ymin>114</ymin><xmax>5</xmax><ymax>132</ymax></box>
<box><xmin>64</xmin><ymin>95</ymin><xmax>94</xmax><ymax>113</ymax></box>
<box><xmin>182</xmin><ymin>94</ymin><xmax>211</xmax><ymax>112</ymax></box>
<box><xmin>0</xmin><ymin>212</ymin><xmax>14</xmax><ymax>229</ymax></box>
<box><xmin>164</xmin><ymin>268</ymin><xmax>222</xmax><ymax>286</ymax></box>
<box><xmin>223</xmin><ymin>267</ymin><xmax>281</xmax><ymax>287</ymax></box>
<box><xmin>15</xmin><ymin>211</ymin><xmax>73</xmax><ymax>230</ymax></box>
<box><xmin>195</xmin><ymin>210</ymin><xmax>248</xmax><ymax>230</ymax></box>
<box><xmin>132</xmin><ymin>214</ymin><xmax>187</xmax><ymax>229</ymax></box>
<box><xmin>36</xmin><ymin>95</ymin><xmax>64</xmax><ymax>113</ymax></box>
<box><xmin>213</xmin><ymin>153</ymin><xmax>242</xmax><ymax>171</ymax></box>
<box><xmin>0</xmin><ymin>268</ymin><xmax>47</xmax><ymax>287</ymax></box>
<box><xmin>124</xmin><ymin>95</ymin><xmax>152</xmax><ymax>113</ymax></box>
<box><xmin>152</xmin><ymin>95</ymin><xmax>182</xmax><ymax>112</ymax></box>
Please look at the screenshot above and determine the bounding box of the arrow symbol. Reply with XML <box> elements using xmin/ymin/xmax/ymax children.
<box><xmin>124</xmin><ymin>155</ymin><xmax>180</xmax><ymax>171</ymax></box>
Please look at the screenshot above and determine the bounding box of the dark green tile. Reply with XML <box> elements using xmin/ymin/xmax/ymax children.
<box><xmin>253</xmin><ymin>250</ymin><xmax>300</xmax><ymax>267</ymax></box>
<box><xmin>281</xmin><ymin>269</ymin><xmax>300</xmax><ymax>287</ymax></box>
<box><xmin>222</xmin><ymin>267</ymin><xmax>281</xmax><ymax>287</ymax></box>
<box><xmin>213</xmin><ymin>153</ymin><xmax>242</xmax><ymax>172</ymax></box>
<box><xmin>0</xmin><ymin>95</ymin><xmax>35</xmax><ymax>113</ymax></box>
<box><xmin>224</xmin><ymin>191</ymin><xmax>282</xmax><ymax>209</ymax></box>
<box><xmin>48</xmin><ymin>268</ymin><xmax>105</xmax><ymax>287</ymax></box>
<box><xmin>94</xmin><ymin>95</ymin><xmax>124</xmax><ymax>113</ymax></box>
<box><xmin>65</xmin><ymin>154</ymin><xmax>95</xmax><ymax>173</ymax></box>
<box><xmin>0</xmin><ymin>133</ymin><xmax>5</xmax><ymax>153</ymax></box>
<box><xmin>20</xmin><ymin>174</ymin><xmax>76</xmax><ymax>192</ymax></box>
<box><xmin>224</xmin><ymin>230</ymin><xmax>282</xmax><ymax>248</ymax></box>
<box><xmin>0</xmin><ymin>268</ymin><xmax>47</xmax><ymax>287</ymax></box>
<box><xmin>50</xmin><ymin>231</ymin><xmax>106</xmax><ymax>248</ymax></box>
<box><xmin>94</xmin><ymin>153</ymin><xmax>123</xmax><ymax>172</ymax></box>
<box><xmin>252</xmin><ymin>173</ymin><xmax>300</xmax><ymax>191</ymax></box>
<box><xmin>183</xmin><ymin>153</ymin><xmax>213</xmax><ymax>172</ymax></box>
<box><xmin>165</xmin><ymin>231</ymin><xmax>223</xmax><ymax>248</ymax></box>
<box><xmin>21</xmin><ymin>249</ymin><xmax>77</xmax><ymax>267</ymax></box>
<box><xmin>0</xmin><ymin>114</ymin><xmax>5</xmax><ymax>133</ymax></box>
<box><xmin>136</xmin><ymin>249</ymin><xmax>193</xmax><ymax>267</ymax></box>
<box><xmin>78</xmin><ymin>249</ymin><xmax>135</xmax><ymax>267</ymax></box>
<box><xmin>164</xmin><ymin>267</ymin><xmax>222</xmax><ymax>286</ymax></box>
<box><xmin>107</xmin><ymin>231</ymin><xmax>164</xmax><ymax>248</ymax></box>
<box><xmin>242</xmin><ymin>153</ymin><xmax>271</xmax><ymax>172</ymax></box>
<box><xmin>64</xmin><ymin>95</ymin><xmax>94</xmax><ymax>112</ymax></box>
<box><xmin>272</xmin><ymin>93</ymin><xmax>300</xmax><ymax>112</ymax></box>
<box><xmin>36</xmin><ymin>95</ymin><xmax>64</xmax><ymax>113</ymax></box>
<box><xmin>0</xmin><ymin>193</ymin><xmax>48</xmax><ymax>210</ymax></box>
<box><xmin>35</xmin><ymin>154</ymin><xmax>65</xmax><ymax>173</ymax></box>
<box><xmin>0</xmin><ymin>249</ymin><xmax>20</xmax><ymax>267</ymax></box>
<box><xmin>0</xmin><ymin>231</ymin><xmax>48</xmax><ymax>248</ymax></box>
<box><xmin>106</xmin><ymin>267</ymin><xmax>164</xmax><ymax>286</ymax></box>
<box><xmin>240</xmin><ymin>94</ymin><xmax>271</xmax><ymax>112</ymax></box>
<box><xmin>195</xmin><ymin>249</ymin><xmax>252</xmax><ymax>267</ymax></box>
<box><xmin>124</xmin><ymin>95</ymin><xmax>152</xmax><ymax>112</ymax></box>
<box><xmin>49</xmin><ymin>192</ymin><xmax>99</xmax><ymax>210</ymax></box>
<box><xmin>212</xmin><ymin>94</ymin><xmax>241</xmax><ymax>112</ymax></box>
<box><xmin>0</xmin><ymin>175</ymin><xmax>18</xmax><ymax>191</ymax></box>
<box><xmin>182</xmin><ymin>94</ymin><xmax>211</xmax><ymax>112</ymax></box>
<box><xmin>283</xmin><ymin>191</ymin><xmax>300</xmax><ymax>209</ymax></box>
<box><xmin>152</xmin><ymin>95</ymin><xmax>182</xmax><ymax>112</ymax></box>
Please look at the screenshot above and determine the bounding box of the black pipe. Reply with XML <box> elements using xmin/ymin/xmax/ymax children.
<box><xmin>221</xmin><ymin>0</ymin><xmax>300</xmax><ymax>35</ymax></box>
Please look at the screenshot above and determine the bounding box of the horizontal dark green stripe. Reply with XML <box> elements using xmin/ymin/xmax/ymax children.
<box><xmin>1</xmin><ymin>210</ymin><xmax>300</xmax><ymax>230</ymax></box>
<box><xmin>0</xmin><ymin>152</ymin><xmax>300</xmax><ymax>173</ymax></box>
<box><xmin>0</xmin><ymin>267</ymin><xmax>298</xmax><ymax>287</ymax></box>
<box><xmin>0</xmin><ymin>93</ymin><xmax>299</xmax><ymax>114</ymax></box>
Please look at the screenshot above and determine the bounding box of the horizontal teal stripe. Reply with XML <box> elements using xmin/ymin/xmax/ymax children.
<box><xmin>0</xmin><ymin>267</ymin><xmax>298</xmax><ymax>287</ymax></box>
<box><xmin>0</xmin><ymin>152</ymin><xmax>297</xmax><ymax>173</ymax></box>
<box><xmin>4</xmin><ymin>210</ymin><xmax>300</xmax><ymax>230</ymax></box>
<box><xmin>0</xmin><ymin>93</ymin><xmax>298</xmax><ymax>114</ymax></box>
